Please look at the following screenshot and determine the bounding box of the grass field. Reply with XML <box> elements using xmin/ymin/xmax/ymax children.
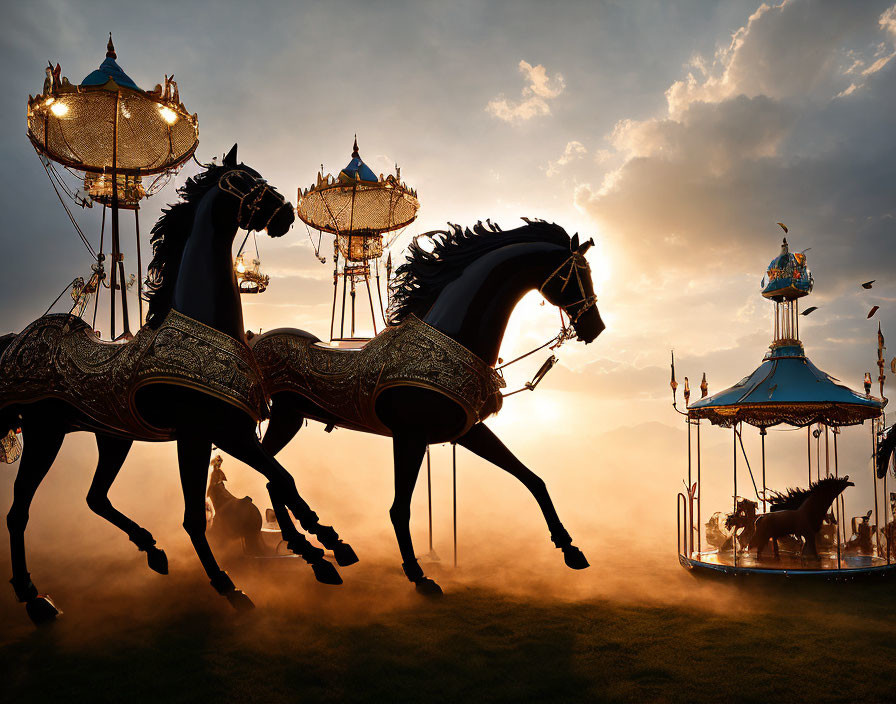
<box><xmin>2</xmin><ymin>547</ymin><xmax>896</xmax><ymax>704</ymax></box>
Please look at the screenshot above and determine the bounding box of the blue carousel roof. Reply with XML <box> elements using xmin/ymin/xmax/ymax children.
<box><xmin>80</xmin><ymin>36</ymin><xmax>141</xmax><ymax>91</ymax></box>
<box><xmin>339</xmin><ymin>137</ymin><xmax>379</xmax><ymax>182</ymax></box>
<box><xmin>688</xmin><ymin>344</ymin><xmax>882</xmax><ymax>427</ymax></box>
<box><xmin>761</xmin><ymin>238</ymin><xmax>813</xmax><ymax>301</ymax></box>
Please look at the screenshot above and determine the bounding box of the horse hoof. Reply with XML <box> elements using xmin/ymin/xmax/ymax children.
<box><xmin>146</xmin><ymin>547</ymin><xmax>169</xmax><ymax>575</ymax></box>
<box><xmin>311</xmin><ymin>559</ymin><xmax>343</xmax><ymax>586</ymax></box>
<box><xmin>226</xmin><ymin>589</ymin><xmax>255</xmax><ymax>612</ymax></box>
<box><xmin>332</xmin><ymin>542</ymin><xmax>359</xmax><ymax>567</ymax></box>
<box><xmin>26</xmin><ymin>595</ymin><xmax>60</xmax><ymax>625</ymax></box>
<box><xmin>414</xmin><ymin>578</ymin><xmax>443</xmax><ymax>597</ymax></box>
<box><xmin>563</xmin><ymin>546</ymin><xmax>590</xmax><ymax>570</ymax></box>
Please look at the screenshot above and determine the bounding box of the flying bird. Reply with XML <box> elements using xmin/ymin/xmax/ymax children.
<box><xmin>777</xmin><ymin>222</ymin><xmax>788</xmax><ymax>233</ymax></box>
<box><xmin>868</xmin><ymin>306</ymin><xmax>880</xmax><ymax>319</ymax></box>
<box><xmin>862</xmin><ymin>280</ymin><xmax>875</xmax><ymax>289</ymax></box>
<box><xmin>801</xmin><ymin>306</ymin><xmax>818</xmax><ymax>316</ymax></box>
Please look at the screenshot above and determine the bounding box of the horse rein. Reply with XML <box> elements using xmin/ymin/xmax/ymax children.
<box><xmin>538</xmin><ymin>250</ymin><xmax>598</xmax><ymax>324</ymax></box>
<box><xmin>218</xmin><ymin>169</ymin><xmax>289</xmax><ymax>232</ymax></box>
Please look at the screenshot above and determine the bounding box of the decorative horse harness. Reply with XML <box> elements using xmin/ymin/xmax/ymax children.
<box><xmin>252</xmin><ymin>315</ymin><xmax>506</xmax><ymax>441</ymax></box>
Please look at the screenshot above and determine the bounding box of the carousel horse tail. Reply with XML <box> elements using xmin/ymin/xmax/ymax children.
<box><xmin>877</xmin><ymin>425</ymin><xmax>896</xmax><ymax>479</ymax></box>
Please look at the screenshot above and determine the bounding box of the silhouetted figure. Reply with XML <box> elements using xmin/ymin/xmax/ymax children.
<box><xmin>206</xmin><ymin>455</ymin><xmax>269</xmax><ymax>556</ymax></box>
<box><xmin>0</xmin><ymin>146</ymin><xmax>355</xmax><ymax>625</ymax></box>
<box><xmin>749</xmin><ymin>477</ymin><xmax>853</xmax><ymax>559</ymax></box>
<box><xmin>253</xmin><ymin>220</ymin><xmax>605</xmax><ymax>595</ymax></box>
<box><xmin>846</xmin><ymin>511</ymin><xmax>875</xmax><ymax>554</ymax></box>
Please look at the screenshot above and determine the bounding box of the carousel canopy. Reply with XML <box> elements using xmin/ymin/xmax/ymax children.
<box><xmin>296</xmin><ymin>137</ymin><xmax>419</xmax><ymax>236</ymax></box>
<box><xmin>687</xmin><ymin>343</ymin><xmax>882</xmax><ymax>428</ymax></box>
<box><xmin>688</xmin><ymin>236</ymin><xmax>882</xmax><ymax>428</ymax></box>
<box><xmin>26</xmin><ymin>35</ymin><xmax>199</xmax><ymax>176</ymax></box>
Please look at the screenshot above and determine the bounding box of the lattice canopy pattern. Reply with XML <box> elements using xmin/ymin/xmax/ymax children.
<box><xmin>297</xmin><ymin>174</ymin><xmax>419</xmax><ymax>238</ymax></box>
<box><xmin>27</xmin><ymin>86</ymin><xmax>198</xmax><ymax>175</ymax></box>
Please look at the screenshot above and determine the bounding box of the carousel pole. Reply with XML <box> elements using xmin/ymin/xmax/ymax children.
<box><xmin>687</xmin><ymin>409</ymin><xmax>692</xmax><ymax>554</ymax></box>
<box><xmin>452</xmin><ymin>442</ymin><xmax>458</xmax><ymax>568</ymax></box>
<box><xmin>110</xmin><ymin>89</ymin><xmax>130</xmax><ymax>339</ymax></box>
<box><xmin>873</xmin><ymin>419</ymin><xmax>882</xmax><ymax>557</ymax></box>
<box><xmin>364</xmin><ymin>275</ymin><xmax>378</xmax><ymax>335</ymax></box>
<box><xmin>834</xmin><ymin>428</ymin><xmax>841</xmax><ymax>568</ymax></box>
<box><xmin>697</xmin><ymin>419</ymin><xmax>702</xmax><ymax>554</ymax></box>
<box><xmin>760</xmin><ymin>427</ymin><xmax>767</xmax><ymax>513</ymax></box>
<box><xmin>135</xmin><ymin>206</ymin><xmax>143</xmax><ymax>325</ymax></box>
<box><xmin>733</xmin><ymin>424</ymin><xmax>738</xmax><ymax>567</ymax></box>
<box><xmin>426</xmin><ymin>446</ymin><xmax>433</xmax><ymax>554</ymax></box>
<box><xmin>807</xmin><ymin>426</ymin><xmax>812</xmax><ymax>485</ymax></box>
<box><xmin>824</xmin><ymin>424</ymin><xmax>830</xmax><ymax>478</ymax></box>
<box><xmin>329</xmin><ymin>242</ymin><xmax>338</xmax><ymax>341</ymax></box>
<box><xmin>92</xmin><ymin>206</ymin><xmax>106</xmax><ymax>331</ymax></box>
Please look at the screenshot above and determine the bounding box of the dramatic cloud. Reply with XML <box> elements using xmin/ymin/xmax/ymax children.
<box><xmin>546</xmin><ymin>140</ymin><xmax>587</xmax><ymax>176</ymax></box>
<box><xmin>486</xmin><ymin>60</ymin><xmax>566</xmax><ymax>123</ymax></box>
<box><xmin>579</xmin><ymin>0</ymin><xmax>896</xmax><ymax>290</ymax></box>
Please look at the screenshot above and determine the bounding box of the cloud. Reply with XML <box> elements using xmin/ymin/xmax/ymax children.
<box><xmin>486</xmin><ymin>60</ymin><xmax>566</xmax><ymax>123</ymax></box>
<box><xmin>546</xmin><ymin>140</ymin><xmax>587</xmax><ymax>176</ymax></box>
<box><xmin>577</xmin><ymin>0</ymin><xmax>896</xmax><ymax>290</ymax></box>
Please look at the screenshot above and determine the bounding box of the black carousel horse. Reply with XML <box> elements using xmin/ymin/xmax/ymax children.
<box><xmin>253</xmin><ymin>220</ymin><xmax>605</xmax><ymax>595</ymax></box>
<box><xmin>0</xmin><ymin>145</ymin><xmax>354</xmax><ymax>624</ymax></box>
<box><xmin>749</xmin><ymin>477</ymin><xmax>853</xmax><ymax>559</ymax></box>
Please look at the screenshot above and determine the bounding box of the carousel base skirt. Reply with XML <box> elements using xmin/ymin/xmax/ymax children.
<box><xmin>679</xmin><ymin>549</ymin><xmax>896</xmax><ymax>580</ymax></box>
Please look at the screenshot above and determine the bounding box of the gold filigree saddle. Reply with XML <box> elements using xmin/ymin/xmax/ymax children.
<box><xmin>252</xmin><ymin>314</ymin><xmax>506</xmax><ymax>440</ymax></box>
<box><xmin>0</xmin><ymin>310</ymin><xmax>267</xmax><ymax>441</ymax></box>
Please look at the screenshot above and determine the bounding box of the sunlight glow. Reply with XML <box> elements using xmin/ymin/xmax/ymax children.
<box><xmin>50</xmin><ymin>101</ymin><xmax>68</xmax><ymax>117</ymax></box>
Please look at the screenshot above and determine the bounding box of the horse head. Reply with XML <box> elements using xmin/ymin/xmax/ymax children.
<box><xmin>217</xmin><ymin>144</ymin><xmax>295</xmax><ymax>238</ymax></box>
<box><xmin>538</xmin><ymin>233</ymin><xmax>605</xmax><ymax>344</ymax></box>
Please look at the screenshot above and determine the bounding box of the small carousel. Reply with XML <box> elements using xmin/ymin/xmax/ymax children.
<box><xmin>674</xmin><ymin>233</ymin><xmax>895</xmax><ymax>578</ymax></box>
<box><xmin>297</xmin><ymin>137</ymin><xmax>419</xmax><ymax>344</ymax></box>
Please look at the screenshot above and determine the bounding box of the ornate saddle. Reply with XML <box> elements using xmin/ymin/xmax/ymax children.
<box><xmin>0</xmin><ymin>310</ymin><xmax>267</xmax><ymax>441</ymax></box>
<box><xmin>252</xmin><ymin>314</ymin><xmax>506</xmax><ymax>439</ymax></box>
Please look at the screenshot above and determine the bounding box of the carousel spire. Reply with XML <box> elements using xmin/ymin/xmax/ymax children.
<box><xmin>106</xmin><ymin>33</ymin><xmax>116</xmax><ymax>59</ymax></box>
<box><xmin>352</xmin><ymin>134</ymin><xmax>359</xmax><ymax>159</ymax></box>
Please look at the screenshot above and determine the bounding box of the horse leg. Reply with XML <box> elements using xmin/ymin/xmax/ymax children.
<box><xmin>260</xmin><ymin>396</ymin><xmax>304</xmax><ymax>456</ymax></box>
<box><xmin>212</xmin><ymin>431</ymin><xmax>347</xmax><ymax>582</ymax></box>
<box><xmin>7</xmin><ymin>414</ymin><xmax>65</xmax><ymax>625</ymax></box>
<box><xmin>456</xmin><ymin>423</ymin><xmax>588</xmax><ymax>570</ymax></box>
<box><xmin>389</xmin><ymin>428</ymin><xmax>441</xmax><ymax>596</ymax></box>
<box><xmin>176</xmin><ymin>434</ymin><xmax>254</xmax><ymax>611</ymax></box>
<box><xmin>802</xmin><ymin>532</ymin><xmax>818</xmax><ymax>558</ymax></box>
<box><xmin>86</xmin><ymin>434</ymin><xmax>168</xmax><ymax>574</ymax></box>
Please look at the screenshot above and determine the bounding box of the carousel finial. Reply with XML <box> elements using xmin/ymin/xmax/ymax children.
<box><xmin>700</xmin><ymin>372</ymin><xmax>708</xmax><ymax>399</ymax></box>
<box><xmin>684</xmin><ymin>377</ymin><xmax>691</xmax><ymax>404</ymax></box>
<box><xmin>352</xmin><ymin>135</ymin><xmax>359</xmax><ymax>159</ymax></box>
<box><xmin>106</xmin><ymin>33</ymin><xmax>117</xmax><ymax>60</ymax></box>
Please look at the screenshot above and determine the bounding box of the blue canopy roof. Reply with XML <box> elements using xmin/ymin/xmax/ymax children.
<box><xmin>688</xmin><ymin>344</ymin><xmax>882</xmax><ymax>428</ymax></box>
<box><xmin>81</xmin><ymin>56</ymin><xmax>140</xmax><ymax>91</ymax></box>
<box><xmin>338</xmin><ymin>137</ymin><xmax>379</xmax><ymax>182</ymax></box>
<box><xmin>80</xmin><ymin>36</ymin><xmax>141</xmax><ymax>91</ymax></box>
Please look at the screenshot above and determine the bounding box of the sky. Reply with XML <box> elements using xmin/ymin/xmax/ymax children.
<box><xmin>1</xmin><ymin>0</ymin><xmax>895</xmax><ymax>599</ymax></box>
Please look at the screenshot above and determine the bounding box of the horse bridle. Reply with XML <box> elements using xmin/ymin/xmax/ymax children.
<box><xmin>218</xmin><ymin>169</ymin><xmax>289</xmax><ymax>231</ymax></box>
<box><xmin>538</xmin><ymin>250</ymin><xmax>598</xmax><ymax>324</ymax></box>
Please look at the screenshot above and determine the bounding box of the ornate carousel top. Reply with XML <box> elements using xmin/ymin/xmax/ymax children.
<box><xmin>26</xmin><ymin>35</ymin><xmax>199</xmax><ymax>176</ymax></box>
<box><xmin>688</xmin><ymin>237</ymin><xmax>883</xmax><ymax>428</ymax></box>
<box><xmin>296</xmin><ymin>137</ymin><xmax>419</xmax><ymax>238</ymax></box>
<box><xmin>761</xmin><ymin>237</ymin><xmax>813</xmax><ymax>301</ymax></box>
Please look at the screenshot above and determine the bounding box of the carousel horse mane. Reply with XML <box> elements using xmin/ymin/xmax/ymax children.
<box><xmin>767</xmin><ymin>476</ymin><xmax>849</xmax><ymax>513</ymax></box>
<box><xmin>877</xmin><ymin>424</ymin><xmax>896</xmax><ymax>478</ymax></box>
<box><xmin>143</xmin><ymin>163</ymin><xmax>230</xmax><ymax>328</ymax></box>
<box><xmin>387</xmin><ymin>219</ymin><xmax>574</xmax><ymax>325</ymax></box>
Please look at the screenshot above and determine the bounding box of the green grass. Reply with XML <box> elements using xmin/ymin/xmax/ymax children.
<box><xmin>2</xmin><ymin>554</ymin><xmax>896</xmax><ymax>703</ymax></box>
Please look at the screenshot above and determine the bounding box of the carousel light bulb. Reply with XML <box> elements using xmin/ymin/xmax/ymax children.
<box><xmin>159</xmin><ymin>105</ymin><xmax>178</xmax><ymax>124</ymax></box>
<box><xmin>44</xmin><ymin>97</ymin><xmax>55</xmax><ymax>106</ymax></box>
<box><xmin>50</xmin><ymin>101</ymin><xmax>69</xmax><ymax>117</ymax></box>
<box><xmin>235</xmin><ymin>256</ymin><xmax>246</xmax><ymax>275</ymax></box>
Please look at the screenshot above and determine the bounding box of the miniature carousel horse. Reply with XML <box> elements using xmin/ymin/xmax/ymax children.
<box><xmin>0</xmin><ymin>145</ymin><xmax>354</xmax><ymax>624</ymax></box>
<box><xmin>253</xmin><ymin>220</ymin><xmax>605</xmax><ymax>595</ymax></box>
<box><xmin>749</xmin><ymin>477</ymin><xmax>853</xmax><ymax>559</ymax></box>
<box><xmin>206</xmin><ymin>455</ymin><xmax>268</xmax><ymax>557</ymax></box>
<box><xmin>723</xmin><ymin>498</ymin><xmax>758</xmax><ymax>551</ymax></box>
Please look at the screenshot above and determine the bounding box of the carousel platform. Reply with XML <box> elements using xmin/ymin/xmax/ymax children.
<box><xmin>680</xmin><ymin>549</ymin><xmax>896</xmax><ymax>580</ymax></box>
